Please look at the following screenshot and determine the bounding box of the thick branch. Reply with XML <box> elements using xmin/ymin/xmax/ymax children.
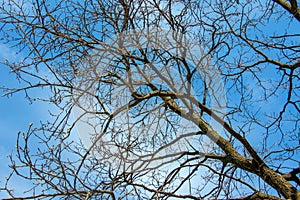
<box><xmin>282</xmin><ymin>167</ymin><xmax>300</xmax><ymax>185</ymax></box>
<box><xmin>164</xmin><ymin>96</ymin><xmax>300</xmax><ymax>199</ymax></box>
<box><xmin>239</xmin><ymin>191</ymin><xmax>283</xmax><ymax>200</ymax></box>
<box><xmin>273</xmin><ymin>0</ymin><xmax>300</xmax><ymax>22</ymax></box>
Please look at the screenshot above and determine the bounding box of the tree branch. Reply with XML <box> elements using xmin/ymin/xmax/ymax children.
<box><xmin>273</xmin><ymin>0</ymin><xmax>300</xmax><ymax>22</ymax></box>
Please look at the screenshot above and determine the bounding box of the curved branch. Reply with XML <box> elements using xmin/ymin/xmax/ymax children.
<box><xmin>273</xmin><ymin>0</ymin><xmax>300</xmax><ymax>22</ymax></box>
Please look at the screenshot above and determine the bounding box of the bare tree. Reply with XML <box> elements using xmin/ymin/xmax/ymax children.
<box><xmin>0</xmin><ymin>0</ymin><xmax>299</xmax><ymax>199</ymax></box>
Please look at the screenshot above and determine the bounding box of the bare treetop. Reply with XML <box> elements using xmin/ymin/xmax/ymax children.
<box><xmin>0</xmin><ymin>0</ymin><xmax>299</xmax><ymax>199</ymax></box>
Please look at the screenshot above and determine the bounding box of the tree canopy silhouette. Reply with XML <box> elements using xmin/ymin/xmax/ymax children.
<box><xmin>0</xmin><ymin>0</ymin><xmax>299</xmax><ymax>199</ymax></box>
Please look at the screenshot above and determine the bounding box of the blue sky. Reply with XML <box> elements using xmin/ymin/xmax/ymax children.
<box><xmin>0</xmin><ymin>63</ymin><xmax>53</xmax><ymax>197</ymax></box>
<box><xmin>0</xmin><ymin>1</ymin><xmax>299</xmax><ymax>199</ymax></box>
<box><xmin>0</xmin><ymin>68</ymin><xmax>29</xmax><ymax>197</ymax></box>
